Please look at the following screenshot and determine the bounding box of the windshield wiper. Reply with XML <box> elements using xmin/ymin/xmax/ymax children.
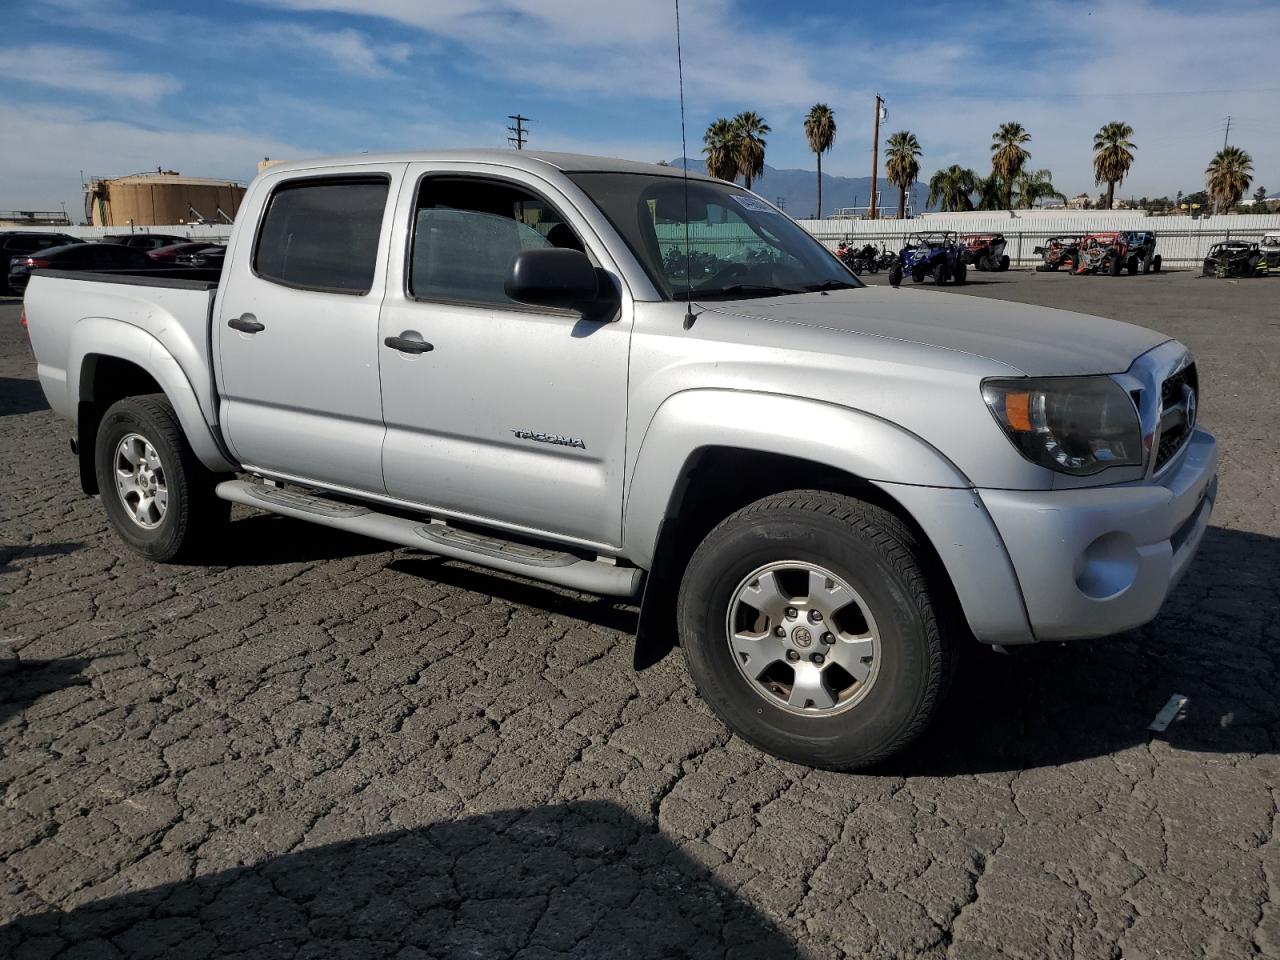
<box><xmin>692</xmin><ymin>283</ymin><xmax>807</xmax><ymax>300</ymax></box>
<box><xmin>804</xmin><ymin>280</ymin><xmax>859</xmax><ymax>292</ymax></box>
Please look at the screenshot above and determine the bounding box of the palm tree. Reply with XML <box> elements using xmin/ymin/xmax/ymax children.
<box><xmin>975</xmin><ymin>173</ymin><xmax>1006</xmax><ymax>211</ymax></box>
<box><xmin>1206</xmin><ymin>146</ymin><xmax>1254</xmax><ymax>211</ymax></box>
<box><xmin>1012</xmin><ymin>169</ymin><xmax>1067</xmax><ymax>209</ymax></box>
<box><xmin>884</xmin><ymin>131</ymin><xmax>921</xmax><ymax>219</ymax></box>
<box><xmin>731</xmin><ymin>111</ymin><xmax>770</xmax><ymax>190</ymax></box>
<box><xmin>990</xmin><ymin>122</ymin><xmax>1031</xmax><ymax>207</ymax></box>
<box><xmin>1093</xmin><ymin>122</ymin><xmax>1136</xmax><ymax>210</ymax></box>
<box><xmin>703</xmin><ymin>118</ymin><xmax>738</xmax><ymax>182</ymax></box>
<box><xmin>927</xmin><ymin>165</ymin><xmax>978</xmax><ymax>212</ymax></box>
<box><xmin>803</xmin><ymin>104</ymin><xmax>836</xmax><ymax>218</ymax></box>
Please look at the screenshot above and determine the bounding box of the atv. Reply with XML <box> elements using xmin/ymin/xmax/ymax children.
<box><xmin>836</xmin><ymin>240</ymin><xmax>879</xmax><ymax>275</ymax></box>
<box><xmin>889</xmin><ymin>231</ymin><xmax>966</xmax><ymax>286</ymax></box>
<box><xmin>1033</xmin><ymin>235</ymin><xmax>1080</xmax><ymax>272</ymax></box>
<box><xmin>1074</xmin><ymin>231</ymin><xmax>1162</xmax><ymax>276</ymax></box>
<box><xmin>1261</xmin><ymin>234</ymin><xmax>1280</xmax><ymax>270</ymax></box>
<box><xmin>960</xmin><ymin>233</ymin><xmax>1010</xmax><ymax>271</ymax></box>
<box><xmin>1202</xmin><ymin>240</ymin><xmax>1269</xmax><ymax>278</ymax></box>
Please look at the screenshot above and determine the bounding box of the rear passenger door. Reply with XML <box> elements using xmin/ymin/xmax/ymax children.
<box><xmin>215</xmin><ymin>167</ymin><xmax>402</xmax><ymax>493</ymax></box>
<box><xmin>377</xmin><ymin>166</ymin><xmax>633</xmax><ymax>548</ymax></box>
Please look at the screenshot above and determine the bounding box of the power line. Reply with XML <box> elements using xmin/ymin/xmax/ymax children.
<box><xmin>507</xmin><ymin>114</ymin><xmax>531</xmax><ymax>150</ymax></box>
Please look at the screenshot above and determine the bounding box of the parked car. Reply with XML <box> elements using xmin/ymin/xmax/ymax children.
<box><xmin>100</xmin><ymin>233</ymin><xmax>189</xmax><ymax>250</ymax></box>
<box><xmin>1202</xmin><ymin>240</ymin><xmax>1268</xmax><ymax>278</ymax></box>
<box><xmin>2</xmin><ymin>232</ymin><xmax>82</xmax><ymax>293</ymax></box>
<box><xmin>1260</xmin><ymin>233</ymin><xmax>1280</xmax><ymax>270</ymax></box>
<box><xmin>174</xmin><ymin>245</ymin><xmax>226</xmax><ymax>269</ymax></box>
<box><xmin>960</xmin><ymin>233</ymin><xmax>1010</xmax><ymax>271</ymax></box>
<box><xmin>889</xmin><ymin>231</ymin><xmax>966</xmax><ymax>286</ymax></box>
<box><xmin>1033</xmin><ymin>236</ymin><xmax>1080</xmax><ymax>272</ymax></box>
<box><xmin>1075</xmin><ymin>231</ymin><xmax>1161</xmax><ymax>276</ymax></box>
<box><xmin>22</xmin><ymin>150</ymin><xmax>1216</xmax><ymax>771</ymax></box>
<box><xmin>148</xmin><ymin>241</ymin><xmax>219</xmax><ymax>262</ymax></box>
<box><xmin>7</xmin><ymin>242</ymin><xmax>155</xmax><ymax>294</ymax></box>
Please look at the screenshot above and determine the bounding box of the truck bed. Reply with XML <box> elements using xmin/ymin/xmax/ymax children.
<box><xmin>34</xmin><ymin>267</ymin><xmax>222</xmax><ymax>290</ymax></box>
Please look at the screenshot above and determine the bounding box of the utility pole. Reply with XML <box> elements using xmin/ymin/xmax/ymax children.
<box><xmin>1213</xmin><ymin>115</ymin><xmax>1231</xmax><ymax>215</ymax></box>
<box><xmin>869</xmin><ymin>95</ymin><xmax>884</xmax><ymax>220</ymax></box>
<box><xmin>507</xmin><ymin>114</ymin><xmax>531</xmax><ymax>150</ymax></box>
<box><xmin>775</xmin><ymin>196</ymin><xmax>786</xmax><ymax>211</ymax></box>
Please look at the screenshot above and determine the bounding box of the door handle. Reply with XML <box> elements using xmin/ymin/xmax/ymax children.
<box><xmin>384</xmin><ymin>334</ymin><xmax>434</xmax><ymax>354</ymax></box>
<box><xmin>228</xmin><ymin>314</ymin><xmax>265</xmax><ymax>333</ymax></box>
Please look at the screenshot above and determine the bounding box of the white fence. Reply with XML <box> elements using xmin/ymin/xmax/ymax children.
<box><xmin>6</xmin><ymin>224</ymin><xmax>233</xmax><ymax>243</ymax></box>
<box><xmin>797</xmin><ymin>212</ymin><xmax>1280</xmax><ymax>267</ymax></box>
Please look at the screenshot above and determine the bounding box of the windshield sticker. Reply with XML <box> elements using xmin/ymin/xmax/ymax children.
<box><xmin>730</xmin><ymin>194</ymin><xmax>777</xmax><ymax>213</ymax></box>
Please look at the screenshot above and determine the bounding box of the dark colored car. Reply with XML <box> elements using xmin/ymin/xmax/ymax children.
<box><xmin>174</xmin><ymin>245</ymin><xmax>226</xmax><ymax>269</ymax></box>
<box><xmin>100</xmin><ymin>233</ymin><xmax>189</xmax><ymax>250</ymax></box>
<box><xmin>1202</xmin><ymin>241</ymin><xmax>1268</xmax><ymax>278</ymax></box>
<box><xmin>2</xmin><ymin>232</ymin><xmax>82</xmax><ymax>293</ymax></box>
<box><xmin>7</xmin><ymin>242</ymin><xmax>155</xmax><ymax>294</ymax></box>
<box><xmin>1033</xmin><ymin>236</ymin><xmax>1080</xmax><ymax>272</ymax></box>
<box><xmin>148</xmin><ymin>241</ymin><xmax>218</xmax><ymax>262</ymax></box>
<box><xmin>889</xmin><ymin>232</ymin><xmax>966</xmax><ymax>286</ymax></box>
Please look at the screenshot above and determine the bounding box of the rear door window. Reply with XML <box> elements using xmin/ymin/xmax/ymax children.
<box><xmin>254</xmin><ymin>177</ymin><xmax>389</xmax><ymax>294</ymax></box>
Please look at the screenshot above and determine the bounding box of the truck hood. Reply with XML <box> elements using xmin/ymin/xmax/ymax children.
<box><xmin>704</xmin><ymin>286</ymin><xmax>1169</xmax><ymax>377</ymax></box>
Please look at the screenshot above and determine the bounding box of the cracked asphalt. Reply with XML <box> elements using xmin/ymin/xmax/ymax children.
<box><xmin>2</xmin><ymin>269</ymin><xmax>1279</xmax><ymax>959</ymax></box>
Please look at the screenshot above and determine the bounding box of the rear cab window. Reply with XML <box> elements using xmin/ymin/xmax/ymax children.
<box><xmin>254</xmin><ymin>176</ymin><xmax>390</xmax><ymax>295</ymax></box>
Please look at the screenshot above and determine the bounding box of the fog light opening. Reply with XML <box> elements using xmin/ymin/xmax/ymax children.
<box><xmin>1075</xmin><ymin>532</ymin><xmax>1140</xmax><ymax>600</ymax></box>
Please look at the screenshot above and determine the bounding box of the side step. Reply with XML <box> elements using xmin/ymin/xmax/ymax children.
<box><xmin>215</xmin><ymin>479</ymin><xmax>643</xmax><ymax>597</ymax></box>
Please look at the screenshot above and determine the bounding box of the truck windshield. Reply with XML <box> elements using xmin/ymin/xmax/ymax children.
<box><xmin>567</xmin><ymin>172</ymin><xmax>860</xmax><ymax>300</ymax></box>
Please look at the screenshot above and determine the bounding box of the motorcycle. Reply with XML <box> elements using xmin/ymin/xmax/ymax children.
<box><xmin>836</xmin><ymin>240</ymin><xmax>878</xmax><ymax>275</ymax></box>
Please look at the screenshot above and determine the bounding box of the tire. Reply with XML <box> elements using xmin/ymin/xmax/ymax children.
<box><xmin>932</xmin><ymin>261</ymin><xmax>949</xmax><ymax>285</ymax></box>
<box><xmin>677</xmin><ymin>491</ymin><xmax>955</xmax><ymax>770</ymax></box>
<box><xmin>95</xmin><ymin>394</ymin><xmax>230</xmax><ymax>562</ymax></box>
<box><xmin>888</xmin><ymin>263</ymin><xmax>903</xmax><ymax>287</ymax></box>
<box><xmin>1127</xmin><ymin>254</ymin><xmax>1139</xmax><ymax>276</ymax></box>
<box><xmin>911</xmin><ymin>266</ymin><xmax>926</xmax><ymax>283</ymax></box>
<box><xmin>1109</xmin><ymin>255</ymin><xmax>1122</xmax><ymax>277</ymax></box>
<box><xmin>1153</xmin><ymin>255</ymin><xmax>1162</xmax><ymax>273</ymax></box>
<box><xmin>998</xmin><ymin>255</ymin><xmax>1010</xmax><ymax>271</ymax></box>
<box><xmin>977</xmin><ymin>255</ymin><xmax>992</xmax><ymax>271</ymax></box>
<box><xmin>1064</xmin><ymin>254</ymin><xmax>1077</xmax><ymax>273</ymax></box>
<box><xmin>952</xmin><ymin>261</ymin><xmax>967</xmax><ymax>284</ymax></box>
<box><xmin>867</xmin><ymin>261</ymin><xmax>879</xmax><ymax>274</ymax></box>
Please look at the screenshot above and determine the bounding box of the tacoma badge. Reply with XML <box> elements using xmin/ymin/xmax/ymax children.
<box><xmin>512</xmin><ymin>429</ymin><xmax>586</xmax><ymax>449</ymax></box>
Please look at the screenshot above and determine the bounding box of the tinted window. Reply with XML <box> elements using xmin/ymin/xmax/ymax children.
<box><xmin>409</xmin><ymin>178</ymin><xmax>583</xmax><ymax>305</ymax></box>
<box><xmin>254</xmin><ymin>178</ymin><xmax>388</xmax><ymax>294</ymax></box>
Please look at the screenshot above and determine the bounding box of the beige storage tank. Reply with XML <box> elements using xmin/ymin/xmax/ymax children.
<box><xmin>85</xmin><ymin>171</ymin><xmax>246</xmax><ymax>227</ymax></box>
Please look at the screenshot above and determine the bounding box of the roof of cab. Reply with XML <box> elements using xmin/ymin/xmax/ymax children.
<box><xmin>257</xmin><ymin>150</ymin><xmax>715</xmax><ymax>181</ymax></box>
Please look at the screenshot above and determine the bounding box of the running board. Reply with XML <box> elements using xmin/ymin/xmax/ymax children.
<box><xmin>215</xmin><ymin>479</ymin><xmax>643</xmax><ymax>597</ymax></box>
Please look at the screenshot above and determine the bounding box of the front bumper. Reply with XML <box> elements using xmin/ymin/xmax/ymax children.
<box><xmin>979</xmin><ymin>426</ymin><xmax>1217</xmax><ymax>641</ymax></box>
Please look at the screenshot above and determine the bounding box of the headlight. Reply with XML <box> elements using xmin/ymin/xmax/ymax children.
<box><xmin>982</xmin><ymin>376</ymin><xmax>1142</xmax><ymax>476</ymax></box>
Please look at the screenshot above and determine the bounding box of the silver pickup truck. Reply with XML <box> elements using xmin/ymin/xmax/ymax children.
<box><xmin>24</xmin><ymin>151</ymin><xmax>1217</xmax><ymax>770</ymax></box>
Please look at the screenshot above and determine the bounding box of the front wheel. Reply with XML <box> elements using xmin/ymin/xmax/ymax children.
<box><xmin>677</xmin><ymin>491</ymin><xmax>955</xmax><ymax>770</ymax></box>
<box><xmin>952</xmin><ymin>261</ymin><xmax>967</xmax><ymax>284</ymax></box>
<box><xmin>95</xmin><ymin>395</ymin><xmax>230</xmax><ymax>562</ymax></box>
<box><xmin>933</xmin><ymin>261</ymin><xmax>949</xmax><ymax>285</ymax></box>
<box><xmin>888</xmin><ymin>263</ymin><xmax>903</xmax><ymax>287</ymax></box>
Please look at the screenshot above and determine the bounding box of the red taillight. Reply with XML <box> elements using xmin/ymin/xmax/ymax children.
<box><xmin>24</xmin><ymin>258</ymin><xmax>50</xmax><ymax>268</ymax></box>
<box><xmin>20</xmin><ymin>308</ymin><xmax>29</xmax><ymax>339</ymax></box>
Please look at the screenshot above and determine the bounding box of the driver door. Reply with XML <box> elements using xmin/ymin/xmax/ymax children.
<box><xmin>377</xmin><ymin>165</ymin><xmax>634</xmax><ymax>548</ymax></box>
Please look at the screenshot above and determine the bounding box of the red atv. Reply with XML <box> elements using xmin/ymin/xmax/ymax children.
<box><xmin>960</xmin><ymin>233</ymin><xmax>1010</xmax><ymax>271</ymax></box>
<box><xmin>1074</xmin><ymin>231</ymin><xmax>1162</xmax><ymax>276</ymax></box>
<box><xmin>1033</xmin><ymin>236</ymin><xmax>1080</xmax><ymax>272</ymax></box>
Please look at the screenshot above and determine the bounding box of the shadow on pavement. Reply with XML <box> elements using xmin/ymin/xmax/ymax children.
<box><xmin>0</xmin><ymin>377</ymin><xmax>49</xmax><ymax>417</ymax></box>
<box><xmin>0</xmin><ymin>657</ymin><xmax>91</xmax><ymax>726</ymax></box>
<box><xmin>191</xmin><ymin>513</ymin><xmax>388</xmax><ymax>567</ymax></box>
<box><xmin>0</xmin><ymin>541</ymin><xmax>81</xmax><ymax>574</ymax></box>
<box><xmin>0</xmin><ymin>801</ymin><xmax>798</xmax><ymax>959</ymax></box>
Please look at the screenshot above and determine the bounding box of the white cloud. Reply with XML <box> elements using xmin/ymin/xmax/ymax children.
<box><xmin>0</xmin><ymin>44</ymin><xmax>179</xmax><ymax>103</ymax></box>
<box><xmin>248</xmin><ymin>24</ymin><xmax>412</xmax><ymax>77</ymax></box>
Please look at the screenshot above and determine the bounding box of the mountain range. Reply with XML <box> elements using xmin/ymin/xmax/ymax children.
<box><xmin>669</xmin><ymin>157</ymin><xmax>928</xmax><ymax>219</ymax></box>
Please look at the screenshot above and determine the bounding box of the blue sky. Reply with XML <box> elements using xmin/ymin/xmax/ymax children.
<box><xmin>2</xmin><ymin>0</ymin><xmax>1278</xmax><ymax>214</ymax></box>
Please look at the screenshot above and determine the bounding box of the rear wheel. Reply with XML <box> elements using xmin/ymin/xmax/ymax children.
<box><xmin>677</xmin><ymin>491</ymin><xmax>955</xmax><ymax>770</ymax></box>
<box><xmin>911</xmin><ymin>266</ymin><xmax>926</xmax><ymax>283</ymax></box>
<box><xmin>1153</xmin><ymin>254</ymin><xmax>1162</xmax><ymax>273</ymax></box>
<box><xmin>932</xmin><ymin>261</ymin><xmax>949</xmax><ymax>285</ymax></box>
<box><xmin>977</xmin><ymin>255</ymin><xmax>992</xmax><ymax>271</ymax></box>
<box><xmin>1109</xmin><ymin>255</ymin><xmax>1122</xmax><ymax>277</ymax></box>
<box><xmin>998</xmin><ymin>255</ymin><xmax>1010</xmax><ymax>271</ymax></box>
<box><xmin>95</xmin><ymin>394</ymin><xmax>230</xmax><ymax>562</ymax></box>
<box><xmin>1127</xmin><ymin>254</ymin><xmax>1139</xmax><ymax>275</ymax></box>
<box><xmin>952</xmin><ymin>261</ymin><xmax>967</xmax><ymax>284</ymax></box>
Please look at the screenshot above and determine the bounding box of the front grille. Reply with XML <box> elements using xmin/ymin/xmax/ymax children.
<box><xmin>1154</xmin><ymin>362</ymin><xmax>1197</xmax><ymax>471</ymax></box>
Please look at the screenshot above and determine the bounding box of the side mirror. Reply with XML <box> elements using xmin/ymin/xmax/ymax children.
<box><xmin>506</xmin><ymin>248</ymin><xmax>605</xmax><ymax>312</ymax></box>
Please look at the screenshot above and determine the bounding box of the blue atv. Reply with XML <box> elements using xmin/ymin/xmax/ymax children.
<box><xmin>889</xmin><ymin>232</ymin><xmax>967</xmax><ymax>287</ymax></box>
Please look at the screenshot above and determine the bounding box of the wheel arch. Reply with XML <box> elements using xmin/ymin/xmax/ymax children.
<box><xmin>71</xmin><ymin>319</ymin><xmax>235</xmax><ymax>493</ymax></box>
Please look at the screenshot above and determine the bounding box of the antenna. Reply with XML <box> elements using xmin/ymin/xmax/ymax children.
<box><xmin>674</xmin><ymin>0</ymin><xmax>698</xmax><ymax>329</ymax></box>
